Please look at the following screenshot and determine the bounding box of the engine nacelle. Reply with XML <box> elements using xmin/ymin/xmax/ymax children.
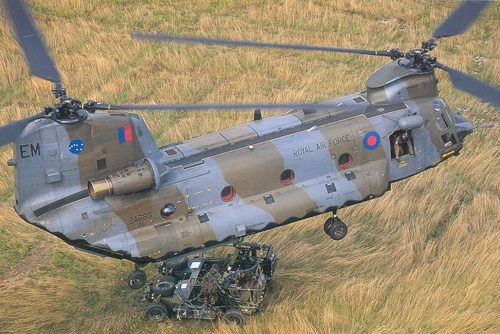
<box><xmin>88</xmin><ymin>161</ymin><xmax>156</xmax><ymax>200</ymax></box>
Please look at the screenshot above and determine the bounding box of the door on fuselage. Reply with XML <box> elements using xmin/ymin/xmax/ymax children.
<box><xmin>389</xmin><ymin>130</ymin><xmax>415</xmax><ymax>162</ymax></box>
<box><xmin>388</xmin><ymin>127</ymin><xmax>425</xmax><ymax>181</ymax></box>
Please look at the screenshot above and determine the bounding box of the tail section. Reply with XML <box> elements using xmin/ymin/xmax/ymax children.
<box><xmin>11</xmin><ymin>111</ymin><xmax>161</xmax><ymax>256</ymax></box>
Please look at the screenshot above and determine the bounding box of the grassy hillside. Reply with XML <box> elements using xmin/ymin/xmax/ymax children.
<box><xmin>1</xmin><ymin>0</ymin><xmax>500</xmax><ymax>333</ymax></box>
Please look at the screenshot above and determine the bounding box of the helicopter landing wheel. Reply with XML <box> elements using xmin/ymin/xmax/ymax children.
<box><xmin>324</xmin><ymin>217</ymin><xmax>333</xmax><ymax>233</ymax></box>
<box><xmin>324</xmin><ymin>217</ymin><xmax>348</xmax><ymax>240</ymax></box>
<box><xmin>128</xmin><ymin>269</ymin><xmax>147</xmax><ymax>289</ymax></box>
<box><xmin>323</xmin><ymin>215</ymin><xmax>341</xmax><ymax>233</ymax></box>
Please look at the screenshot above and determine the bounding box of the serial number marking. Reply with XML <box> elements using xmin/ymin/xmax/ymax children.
<box><xmin>129</xmin><ymin>211</ymin><xmax>152</xmax><ymax>224</ymax></box>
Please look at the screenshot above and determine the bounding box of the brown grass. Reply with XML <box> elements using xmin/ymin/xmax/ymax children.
<box><xmin>1</xmin><ymin>0</ymin><xmax>500</xmax><ymax>333</ymax></box>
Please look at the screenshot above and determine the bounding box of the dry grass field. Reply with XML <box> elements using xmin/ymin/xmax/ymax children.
<box><xmin>1</xmin><ymin>0</ymin><xmax>500</xmax><ymax>333</ymax></box>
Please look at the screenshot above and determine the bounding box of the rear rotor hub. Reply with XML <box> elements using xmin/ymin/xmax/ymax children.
<box><xmin>45</xmin><ymin>96</ymin><xmax>88</xmax><ymax>124</ymax></box>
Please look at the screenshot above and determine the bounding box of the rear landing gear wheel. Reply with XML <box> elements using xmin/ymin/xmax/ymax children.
<box><xmin>325</xmin><ymin>217</ymin><xmax>348</xmax><ymax>240</ymax></box>
<box><xmin>128</xmin><ymin>269</ymin><xmax>147</xmax><ymax>289</ymax></box>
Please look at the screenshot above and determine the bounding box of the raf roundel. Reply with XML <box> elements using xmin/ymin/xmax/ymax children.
<box><xmin>363</xmin><ymin>131</ymin><xmax>380</xmax><ymax>151</ymax></box>
<box><xmin>68</xmin><ymin>139</ymin><xmax>84</xmax><ymax>154</ymax></box>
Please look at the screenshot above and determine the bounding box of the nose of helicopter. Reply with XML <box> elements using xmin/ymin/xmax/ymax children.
<box><xmin>452</xmin><ymin>111</ymin><xmax>474</xmax><ymax>143</ymax></box>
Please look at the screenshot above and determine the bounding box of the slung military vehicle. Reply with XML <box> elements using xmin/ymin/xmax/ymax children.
<box><xmin>1</xmin><ymin>0</ymin><xmax>499</xmax><ymax>288</ymax></box>
<box><xmin>144</xmin><ymin>242</ymin><xmax>277</xmax><ymax>326</ymax></box>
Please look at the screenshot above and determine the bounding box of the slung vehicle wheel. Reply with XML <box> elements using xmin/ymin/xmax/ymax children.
<box><xmin>160</xmin><ymin>275</ymin><xmax>178</xmax><ymax>284</ymax></box>
<box><xmin>223</xmin><ymin>309</ymin><xmax>246</xmax><ymax>326</ymax></box>
<box><xmin>152</xmin><ymin>281</ymin><xmax>176</xmax><ymax>297</ymax></box>
<box><xmin>145</xmin><ymin>302</ymin><xmax>168</xmax><ymax>323</ymax></box>
<box><xmin>128</xmin><ymin>269</ymin><xmax>147</xmax><ymax>289</ymax></box>
<box><xmin>164</xmin><ymin>256</ymin><xmax>188</xmax><ymax>270</ymax></box>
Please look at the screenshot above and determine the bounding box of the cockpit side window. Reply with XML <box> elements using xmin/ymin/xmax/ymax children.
<box><xmin>433</xmin><ymin>98</ymin><xmax>457</xmax><ymax>148</ymax></box>
<box><xmin>435</xmin><ymin>113</ymin><xmax>449</xmax><ymax>131</ymax></box>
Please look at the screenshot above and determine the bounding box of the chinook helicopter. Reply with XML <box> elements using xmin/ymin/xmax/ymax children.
<box><xmin>2</xmin><ymin>0</ymin><xmax>499</xmax><ymax>289</ymax></box>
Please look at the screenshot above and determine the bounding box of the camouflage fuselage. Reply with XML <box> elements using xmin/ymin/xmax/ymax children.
<box><xmin>11</xmin><ymin>62</ymin><xmax>466</xmax><ymax>263</ymax></box>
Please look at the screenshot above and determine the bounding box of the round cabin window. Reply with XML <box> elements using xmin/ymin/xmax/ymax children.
<box><xmin>221</xmin><ymin>185</ymin><xmax>236</xmax><ymax>202</ymax></box>
<box><xmin>338</xmin><ymin>153</ymin><xmax>353</xmax><ymax>168</ymax></box>
<box><xmin>280</xmin><ymin>169</ymin><xmax>295</xmax><ymax>185</ymax></box>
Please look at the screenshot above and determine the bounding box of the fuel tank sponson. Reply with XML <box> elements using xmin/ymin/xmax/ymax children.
<box><xmin>399</xmin><ymin>115</ymin><xmax>424</xmax><ymax>130</ymax></box>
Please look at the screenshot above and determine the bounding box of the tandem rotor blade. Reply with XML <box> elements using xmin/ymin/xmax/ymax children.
<box><xmin>3</xmin><ymin>0</ymin><xmax>62</xmax><ymax>84</ymax></box>
<box><xmin>435</xmin><ymin>62</ymin><xmax>500</xmax><ymax>108</ymax></box>
<box><xmin>90</xmin><ymin>102</ymin><xmax>319</xmax><ymax>111</ymax></box>
<box><xmin>0</xmin><ymin>113</ymin><xmax>45</xmax><ymax>147</ymax></box>
<box><xmin>432</xmin><ymin>0</ymin><xmax>491</xmax><ymax>40</ymax></box>
<box><xmin>132</xmin><ymin>33</ymin><xmax>399</xmax><ymax>58</ymax></box>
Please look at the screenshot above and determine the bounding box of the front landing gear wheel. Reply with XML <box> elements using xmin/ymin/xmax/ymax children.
<box><xmin>128</xmin><ymin>269</ymin><xmax>147</xmax><ymax>289</ymax></box>
<box><xmin>327</xmin><ymin>221</ymin><xmax>348</xmax><ymax>240</ymax></box>
<box><xmin>324</xmin><ymin>217</ymin><xmax>333</xmax><ymax>233</ymax></box>
<box><xmin>145</xmin><ymin>302</ymin><xmax>168</xmax><ymax>323</ymax></box>
<box><xmin>223</xmin><ymin>309</ymin><xmax>246</xmax><ymax>326</ymax></box>
<box><xmin>325</xmin><ymin>217</ymin><xmax>348</xmax><ymax>240</ymax></box>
